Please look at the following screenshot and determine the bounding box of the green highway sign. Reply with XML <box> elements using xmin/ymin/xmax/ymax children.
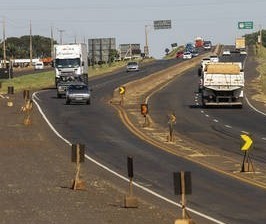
<box><xmin>238</xmin><ymin>21</ymin><xmax>253</xmax><ymax>29</ymax></box>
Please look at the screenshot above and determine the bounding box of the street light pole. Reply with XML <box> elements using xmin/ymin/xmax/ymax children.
<box><xmin>29</xmin><ymin>20</ymin><xmax>33</xmax><ymax>67</ymax></box>
<box><xmin>58</xmin><ymin>29</ymin><xmax>65</xmax><ymax>45</ymax></box>
<box><xmin>144</xmin><ymin>25</ymin><xmax>149</xmax><ymax>58</ymax></box>
<box><xmin>2</xmin><ymin>16</ymin><xmax>6</xmax><ymax>68</ymax></box>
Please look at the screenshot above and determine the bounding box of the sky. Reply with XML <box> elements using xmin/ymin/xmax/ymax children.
<box><xmin>1</xmin><ymin>0</ymin><xmax>266</xmax><ymax>58</ymax></box>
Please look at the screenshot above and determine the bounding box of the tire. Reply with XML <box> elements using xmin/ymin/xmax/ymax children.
<box><xmin>86</xmin><ymin>99</ymin><xmax>91</xmax><ymax>105</ymax></box>
<box><xmin>57</xmin><ymin>94</ymin><xmax>62</xmax><ymax>98</ymax></box>
<box><xmin>66</xmin><ymin>98</ymin><xmax>70</xmax><ymax>105</ymax></box>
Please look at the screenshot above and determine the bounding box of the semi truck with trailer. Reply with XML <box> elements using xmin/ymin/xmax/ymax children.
<box><xmin>53</xmin><ymin>43</ymin><xmax>88</xmax><ymax>87</ymax></box>
<box><xmin>199</xmin><ymin>62</ymin><xmax>244</xmax><ymax>107</ymax></box>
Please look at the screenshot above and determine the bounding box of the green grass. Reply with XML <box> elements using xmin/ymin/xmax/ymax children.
<box><xmin>0</xmin><ymin>58</ymin><xmax>153</xmax><ymax>94</ymax></box>
<box><xmin>0</xmin><ymin>71</ymin><xmax>54</xmax><ymax>94</ymax></box>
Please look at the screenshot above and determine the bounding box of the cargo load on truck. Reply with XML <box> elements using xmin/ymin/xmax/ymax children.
<box><xmin>200</xmin><ymin>62</ymin><xmax>244</xmax><ymax>108</ymax></box>
<box><xmin>235</xmin><ymin>37</ymin><xmax>245</xmax><ymax>51</ymax></box>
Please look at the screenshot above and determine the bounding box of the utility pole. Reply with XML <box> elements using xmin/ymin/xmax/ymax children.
<box><xmin>58</xmin><ymin>29</ymin><xmax>65</xmax><ymax>45</ymax></box>
<box><xmin>259</xmin><ymin>25</ymin><xmax>262</xmax><ymax>47</ymax></box>
<box><xmin>29</xmin><ymin>20</ymin><xmax>33</xmax><ymax>67</ymax></box>
<box><xmin>50</xmin><ymin>26</ymin><xmax>54</xmax><ymax>59</ymax></box>
<box><xmin>144</xmin><ymin>25</ymin><xmax>149</xmax><ymax>58</ymax></box>
<box><xmin>2</xmin><ymin>16</ymin><xmax>7</xmax><ymax>68</ymax></box>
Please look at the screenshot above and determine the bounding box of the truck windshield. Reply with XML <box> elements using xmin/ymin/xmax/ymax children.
<box><xmin>55</xmin><ymin>58</ymin><xmax>80</xmax><ymax>68</ymax></box>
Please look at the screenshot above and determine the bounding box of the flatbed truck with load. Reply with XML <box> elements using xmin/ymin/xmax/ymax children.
<box><xmin>199</xmin><ymin>62</ymin><xmax>244</xmax><ymax>108</ymax></box>
<box><xmin>235</xmin><ymin>37</ymin><xmax>246</xmax><ymax>52</ymax></box>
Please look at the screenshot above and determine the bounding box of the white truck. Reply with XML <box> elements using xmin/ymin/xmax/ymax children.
<box><xmin>200</xmin><ymin>62</ymin><xmax>244</xmax><ymax>107</ymax></box>
<box><xmin>53</xmin><ymin>43</ymin><xmax>88</xmax><ymax>86</ymax></box>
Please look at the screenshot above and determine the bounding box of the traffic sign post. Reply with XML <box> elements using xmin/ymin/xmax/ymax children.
<box><xmin>119</xmin><ymin>86</ymin><xmax>126</xmax><ymax>105</ymax></box>
<box><xmin>140</xmin><ymin>103</ymin><xmax>149</xmax><ymax>126</ymax></box>
<box><xmin>124</xmin><ymin>156</ymin><xmax>138</xmax><ymax>208</ymax></box>
<box><xmin>71</xmin><ymin>144</ymin><xmax>86</xmax><ymax>190</ymax></box>
<box><xmin>240</xmin><ymin>134</ymin><xmax>255</xmax><ymax>172</ymax></box>
<box><xmin>173</xmin><ymin>171</ymin><xmax>193</xmax><ymax>224</ymax></box>
<box><xmin>153</xmin><ymin>20</ymin><xmax>172</xmax><ymax>30</ymax></box>
<box><xmin>238</xmin><ymin>21</ymin><xmax>253</xmax><ymax>29</ymax></box>
<box><xmin>168</xmin><ymin>113</ymin><xmax>176</xmax><ymax>142</ymax></box>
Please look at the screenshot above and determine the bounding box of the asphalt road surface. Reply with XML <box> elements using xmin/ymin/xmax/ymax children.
<box><xmin>34</xmin><ymin>57</ymin><xmax>266</xmax><ymax>224</ymax></box>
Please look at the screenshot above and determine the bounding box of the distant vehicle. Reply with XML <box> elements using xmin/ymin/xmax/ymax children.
<box><xmin>201</xmin><ymin>57</ymin><xmax>211</xmax><ymax>65</ymax></box>
<box><xmin>191</xmin><ymin>49</ymin><xmax>199</xmax><ymax>57</ymax></box>
<box><xmin>200</xmin><ymin>57</ymin><xmax>211</xmax><ymax>70</ymax></box>
<box><xmin>240</xmin><ymin>50</ymin><xmax>247</xmax><ymax>55</ymax></box>
<box><xmin>210</xmin><ymin>55</ymin><xmax>219</xmax><ymax>63</ymax></box>
<box><xmin>176</xmin><ymin>51</ymin><xmax>184</xmax><ymax>58</ymax></box>
<box><xmin>56</xmin><ymin>75</ymin><xmax>84</xmax><ymax>98</ymax></box>
<box><xmin>183</xmin><ymin>52</ymin><xmax>192</xmax><ymax>60</ymax></box>
<box><xmin>222</xmin><ymin>49</ymin><xmax>231</xmax><ymax>56</ymax></box>
<box><xmin>185</xmin><ymin>42</ymin><xmax>194</xmax><ymax>49</ymax></box>
<box><xmin>126</xmin><ymin>61</ymin><xmax>139</xmax><ymax>72</ymax></box>
<box><xmin>235</xmin><ymin>37</ymin><xmax>245</xmax><ymax>51</ymax></box>
<box><xmin>34</xmin><ymin>61</ymin><xmax>44</xmax><ymax>70</ymax></box>
<box><xmin>195</xmin><ymin>37</ymin><xmax>204</xmax><ymax>48</ymax></box>
<box><xmin>66</xmin><ymin>83</ymin><xmax>91</xmax><ymax>105</ymax></box>
<box><xmin>203</xmin><ymin>41</ymin><xmax>212</xmax><ymax>50</ymax></box>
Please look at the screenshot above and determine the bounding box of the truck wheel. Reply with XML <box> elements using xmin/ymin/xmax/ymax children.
<box><xmin>57</xmin><ymin>94</ymin><xmax>61</xmax><ymax>98</ymax></box>
<box><xmin>86</xmin><ymin>99</ymin><xmax>91</xmax><ymax>105</ymax></box>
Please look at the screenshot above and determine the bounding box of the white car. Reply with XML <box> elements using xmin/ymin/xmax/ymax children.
<box><xmin>34</xmin><ymin>61</ymin><xmax>44</xmax><ymax>70</ymax></box>
<box><xmin>222</xmin><ymin>49</ymin><xmax>231</xmax><ymax>56</ymax></box>
<box><xmin>66</xmin><ymin>83</ymin><xmax>91</xmax><ymax>105</ymax></box>
<box><xmin>183</xmin><ymin>52</ymin><xmax>192</xmax><ymax>60</ymax></box>
<box><xmin>210</xmin><ymin>55</ymin><xmax>219</xmax><ymax>63</ymax></box>
<box><xmin>126</xmin><ymin>61</ymin><xmax>139</xmax><ymax>72</ymax></box>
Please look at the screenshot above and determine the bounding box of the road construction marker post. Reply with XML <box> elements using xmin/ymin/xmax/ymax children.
<box><xmin>71</xmin><ymin>144</ymin><xmax>86</xmax><ymax>190</ymax></box>
<box><xmin>140</xmin><ymin>103</ymin><xmax>149</xmax><ymax>126</ymax></box>
<box><xmin>23</xmin><ymin>90</ymin><xmax>30</xmax><ymax>100</ymax></box>
<box><xmin>124</xmin><ymin>156</ymin><xmax>138</xmax><ymax>208</ymax></box>
<box><xmin>22</xmin><ymin>99</ymin><xmax>33</xmax><ymax>126</ymax></box>
<box><xmin>119</xmin><ymin>86</ymin><xmax>126</xmax><ymax>105</ymax></box>
<box><xmin>168</xmin><ymin>113</ymin><xmax>176</xmax><ymax>142</ymax></box>
<box><xmin>240</xmin><ymin>134</ymin><xmax>254</xmax><ymax>172</ymax></box>
<box><xmin>7</xmin><ymin>86</ymin><xmax>14</xmax><ymax>107</ymax></box>
<box><xmin>173</xmin><ymin>171</ymin><xmax>193</xmax><ymax>224</ymax></box>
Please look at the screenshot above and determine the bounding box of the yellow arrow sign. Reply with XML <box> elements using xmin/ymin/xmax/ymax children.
<box><xmin>241</xmin><ymin>134</ymin><xmax>253</xmax><ymax>151</ymax></box>
<box><xmin>119</xmin><ymin>86</ymin><xmax>125</xmax><ymax>95</ymax></box>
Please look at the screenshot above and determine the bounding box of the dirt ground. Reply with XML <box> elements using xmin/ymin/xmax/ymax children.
<box><xmin>0</xmin><ymin>94</ymin><xmax>177</xmax><ymax>224</ymax></box>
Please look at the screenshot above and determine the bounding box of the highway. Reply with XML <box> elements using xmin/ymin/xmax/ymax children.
<box><xmin>33</xmin><ymin>55</ymin><xmax>266</xmax><ymax>224</ymax></box>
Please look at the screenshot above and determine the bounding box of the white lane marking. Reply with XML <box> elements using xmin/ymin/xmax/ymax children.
<box><xmin>224</xmin><ymin>125</ymin><xmax>232</xmax><ymax>129</ymax></box>
<box><xmin>241</xmin><ymin>131</ymin><xmax>250</xmax><ymax>135</ymax></box>
<box><xmin>32</xmin><ymin>90</ymin><xmax>227</xmax><ymax>224</ymax></box>
<box><xmin>213</xmin><ymin>119</ymin><xmax>219</xmax><ymax>123</ymax></box>
<box><xmin>262</xmin><ymin>137</ymin><xmax>266</xmax><ymax>141</ymax></box>
<box><xmin>205</xmin><ymin>114</ymin><xmax>210</xmax><ymax>118</ymax></box>
<box><xmin>245</xmin><ymin>96</ymin><xmax>266</xmax><ymax>117</ymax></box>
